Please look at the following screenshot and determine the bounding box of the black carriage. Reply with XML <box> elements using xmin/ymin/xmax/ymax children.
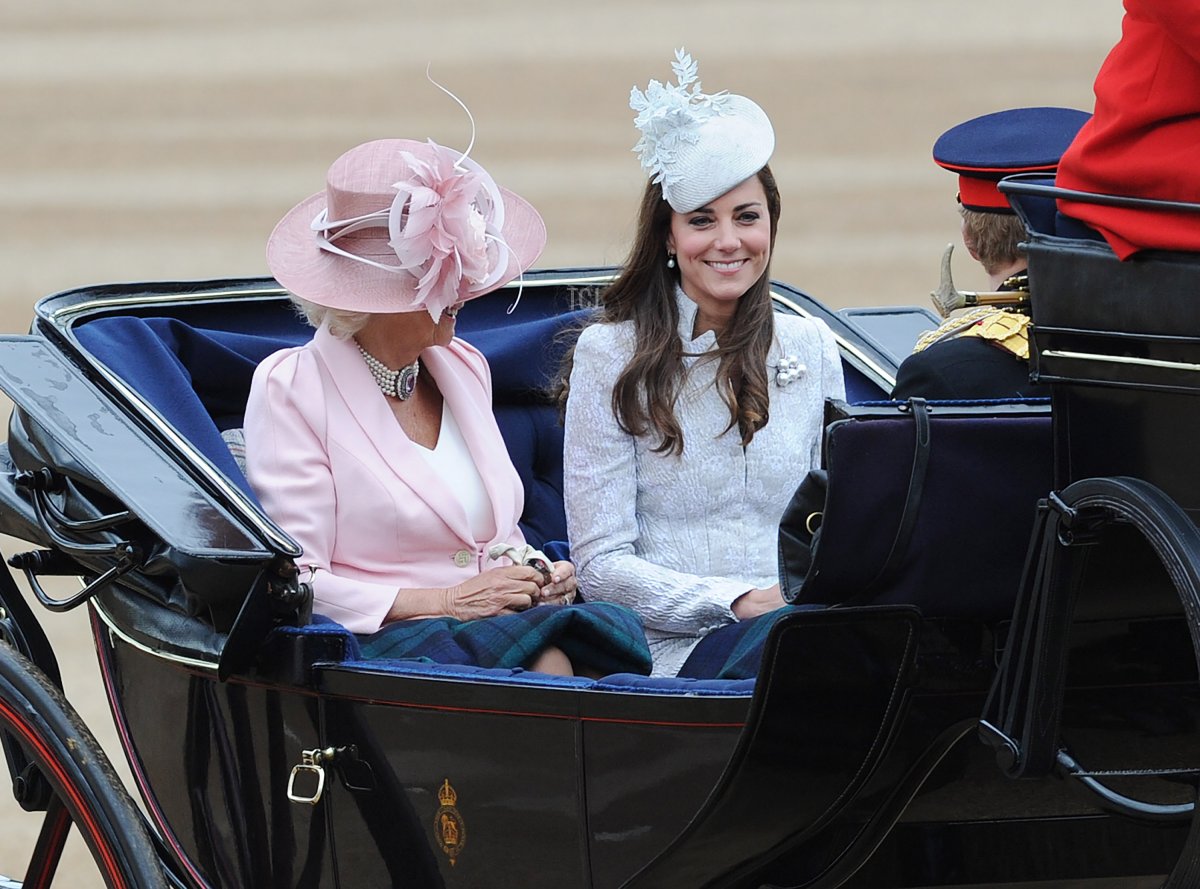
<box><xmin>0</xmin><ymin>206</ymin><xmax>1198</xmax><ymax>888</ymax></box>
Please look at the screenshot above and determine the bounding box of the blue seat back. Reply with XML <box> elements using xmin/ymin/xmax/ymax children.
<box><xmin>785</xmin><ymin>402</ymin><xmax>1052</xmax><ymax>620</ymax></box>
<box><xmin>72</xmin><ymin>284</ymin><xmax>891</xmax><ymax>555</ymax></box>
<box><xmin>73</xmin><ymin>293</ymin><xmax>586</xmax><ymax>549</ymax></box>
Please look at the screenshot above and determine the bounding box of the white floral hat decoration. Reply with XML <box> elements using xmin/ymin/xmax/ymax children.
<box><xmin>631</xmin><ymin>48</ymin><xmax>775</xmax><ymax>213</ymax></box>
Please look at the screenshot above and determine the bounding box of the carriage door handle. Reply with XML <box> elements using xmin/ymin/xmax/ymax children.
<box><xmin>287</xmin><ymin>746</ymin><xmax>356</xmax><ymax>805</ymax></box>
<box><xmin>288</xmin><ymin>747</ymin><xmax>334</xmax><ymax>805</ymax></box>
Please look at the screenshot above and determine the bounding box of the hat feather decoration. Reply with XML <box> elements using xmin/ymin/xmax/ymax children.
<box><xmin>630</xmin><ymin>48</ymin><xmax>775</xmax><ymax>213</ymax></box>
<box><xmin>630</xmin><ymin>48</ymin><xmax>732</xmax><ymax>190</ymax></box>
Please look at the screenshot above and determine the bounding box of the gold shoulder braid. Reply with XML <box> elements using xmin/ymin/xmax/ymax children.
<box><xmin>913</xmin><ymin>271</ymin><xmax>1031</xmax><ymax>360</ymax></box>
<box><xmin>912</xmin><ymin>307</ymin><xmax>1030</xmax><ymax>360</ymax></box>
<box><xmin>961</xmin><ymin>309</ymin><xmax>1031</xmax><ymax>360</ymax></box>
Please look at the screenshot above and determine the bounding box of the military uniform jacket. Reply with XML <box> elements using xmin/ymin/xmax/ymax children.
<box><xmin>891</xmin><ymin>336</ymin><xmax>1038</xmax><ymax>401</ymax></box>
<box><xmin>892</xmin><ymin>274</ymin><xmax>1037</xmax><ymax>401</ymax></box>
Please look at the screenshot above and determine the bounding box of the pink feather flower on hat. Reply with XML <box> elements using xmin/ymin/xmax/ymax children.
<box><xmin>387</xmin><ymin>141</ymin><xmax>508</xmax><ymax>320</ymax></box>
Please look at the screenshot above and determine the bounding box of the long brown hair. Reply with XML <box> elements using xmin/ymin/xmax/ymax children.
<box><xmin>560</xmin><ymin>165</ymin><xmax>782</xmax><ymax>456</ymax></box>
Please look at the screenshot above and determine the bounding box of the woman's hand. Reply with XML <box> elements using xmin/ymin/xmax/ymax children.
<box><xmin>534</xmin><ymin>560</ymin><xmax>578</xmax><ymax>605</ymax></box>
<box><xmin>386</xmin><ymin>560</ymin><xmax>579</xmax><ymax>625</ymax></box>
<box><xmin>730</xmin><ymin>584</ymin><xmax>786</xmax><ymax>621</ymax></box>
<box><xmin>443</xmin><ymin>566</ymin><xmax>545</xmax><ymax>620</ymax></box>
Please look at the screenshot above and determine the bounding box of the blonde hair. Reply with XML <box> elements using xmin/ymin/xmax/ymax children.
<box><xmin>961</xmin><ymin>207</ymin><xmax>1025</xmax><ymax>276</ymax></box>
<box><xmin>291</xmin><ymin>298</ymin><xmax>370</xmax><ymax>340</ymax></box>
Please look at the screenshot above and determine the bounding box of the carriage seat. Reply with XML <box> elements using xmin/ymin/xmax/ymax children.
<box><xmin>75</xmin><ymin>309</ymin><xmax>1054</xmax><ymax>628</ymax></box>
<box><xmin>266</xmin><ymin>615</ymin><xmax>757</xmax><ymax>694</ymax></box>
<box><xmin>783</xmin><ymin>399</ymin><xmax>1053</xmax><ymax>621</ymax></box>
<box><xmin>73</xmin><ymin>304</ymin><xmax>581</xmax><ymax>550</ymax></box>
<box><xmin>71</xmin><ymin>307</ymin><xmax>1054</xmax><ymax>689</ymax></box>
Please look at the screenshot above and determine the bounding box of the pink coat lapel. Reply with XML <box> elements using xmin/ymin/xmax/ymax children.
<box><xmin>311</xmin><ymin>326</ymin><xmax>520</xmax><ymax>548</ymax></box>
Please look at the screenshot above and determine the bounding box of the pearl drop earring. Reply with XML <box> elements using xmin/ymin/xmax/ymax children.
<box><xmin>667</xmin><ymin>253</ymin><xmax>676</xmax><ymax>269</ymax></box>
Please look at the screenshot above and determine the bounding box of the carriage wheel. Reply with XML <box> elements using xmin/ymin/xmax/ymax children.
<box><xmin>1028</xmin><ymin>477</ymin><xmax>1200</xmax><ymax>888</ymax></box>
<box><xmin>0</xmin><ymin>641</ymin><xmax>168</xmax><ymax>889</ymax></box>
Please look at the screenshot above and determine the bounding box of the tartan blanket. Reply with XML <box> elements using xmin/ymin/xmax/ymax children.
<box><xmin>677</xmin><ymin>604</ymin><xmax>826</xmax><ymax>680</ymax></box>
<box><xmin>359</xmin><ymin>601</ymin><xmax>652</xmax><ymax>676</ymax></box>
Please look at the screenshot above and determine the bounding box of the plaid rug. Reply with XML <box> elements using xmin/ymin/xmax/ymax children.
<box><xmin>676</xmin><ymin>605</ymin><xmax>826</xmax><ymax>680</ymax></box>
<box><xmin>359</xmin><ymin>602</ymin><xmax>652</xmax><ymax>676</ymax></box>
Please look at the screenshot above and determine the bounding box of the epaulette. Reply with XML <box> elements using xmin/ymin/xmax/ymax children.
<box><xmin>913</xmin><ymin>306</ymin><xmax>1031</xmax><ymax>360</ymax></box>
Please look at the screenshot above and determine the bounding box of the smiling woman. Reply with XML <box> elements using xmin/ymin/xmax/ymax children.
<box><xmin>559</xmin><ymin>49</ymin><xmax>846</xmax><ymax>679</ymax></box>
<box><xmin>668</xmin><ymin>177</ymin><xmax>773</xmax><ymax>334</ymax></box>
<box><xmin>0</xmin><ymin>1</ymin><xmax>1134</xmax><ymax>882</ymax></box>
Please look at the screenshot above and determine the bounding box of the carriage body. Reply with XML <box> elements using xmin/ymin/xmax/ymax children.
<box><xmin>0</xmin><ymin>264</ymin><xmax>1195</xmax><ymax>888</ymax></box>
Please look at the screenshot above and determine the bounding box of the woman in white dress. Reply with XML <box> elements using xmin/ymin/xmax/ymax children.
<box><xmin>561</xmin><ymin>50</ymin><xmax>846</xmax><ymax>678</ymax></box>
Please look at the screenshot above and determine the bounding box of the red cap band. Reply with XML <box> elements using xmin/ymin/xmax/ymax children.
<box><xmin>957</xmin><ymin>175</ymin><xmax>1012</xmax><ymax>212</ymax></box>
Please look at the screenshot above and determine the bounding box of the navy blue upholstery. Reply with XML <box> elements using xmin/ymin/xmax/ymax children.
<box><xmin>1003</xmin><ymin>175</ymin><xmax>1106</xmax><ymax>242</ymax></box>
<box><xmin>788</xmin><ymin>401</ymin><xmax>1053</xmax><ymax>621</ymax></box>
<box><xmin>72</xmin><ymin>287</ymin><xmax>883</xmax><ymax>552</ymax></box>
<box><xmin>455</xmin><ymin>304</ymin><xmax>594</xmax><ymax>548</ymax></box>
<box><xmin>270</xmin><ymin>618</ymin><xmax>755</xmax><ymax>694</ymax></box>
<box><xmin>74</xmin><ymin>299</ymin><xmax>587</xmax><ymax>547</ymax></box>
<box><xmin>842</xmin><ymin>362</ymin><xmax>888</xmax><ymax>405</ymax></box>
<box><xmin>1053</xmin><ymin>211</ymin><xmax>1107</xmax><ymax>242</ymax></box>
<box><xmin>76</xmin><ymin>314</ymin><xmax>310</xmax><ymax>501</ymax></box>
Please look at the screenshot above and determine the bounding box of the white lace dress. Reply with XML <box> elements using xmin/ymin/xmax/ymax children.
<box><xmin>563</xmin><ymin>289</ymin><xmax>846</xmax><ymax>676</ymax></box>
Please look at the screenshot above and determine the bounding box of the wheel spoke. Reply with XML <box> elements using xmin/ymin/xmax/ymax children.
<box><xmin>22</xmin><ymin>797</ymin><xmax>70</xmax><ymax>889</ymax></box>
<box><xmin>0</xmin><ymin>641</ymin><xmax>168</xmax><ymax>888</ymax></box>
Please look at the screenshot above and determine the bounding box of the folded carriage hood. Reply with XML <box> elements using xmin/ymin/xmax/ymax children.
<box><xmin>0</xmin><ymin>334</ymin><xmax>306</xmax><ymax>676</ymax></box>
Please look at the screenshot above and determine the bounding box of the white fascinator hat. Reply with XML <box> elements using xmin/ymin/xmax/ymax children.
<box><xmin>631</xmin><ymin>48</ymin><xmax>775</xmax><ymax>213</ymax></box>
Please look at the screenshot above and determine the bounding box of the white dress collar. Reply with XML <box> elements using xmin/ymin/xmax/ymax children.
<box><xmin>675</xmin><ymin>285</ymin><xmax>719</xmax><ymax>352</ymax></box>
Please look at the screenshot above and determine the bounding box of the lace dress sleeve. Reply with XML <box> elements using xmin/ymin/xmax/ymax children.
<box><xmin>563</xmin><ymin>325</ymin><xmax>753</xmax><ymax>636</ymax></box>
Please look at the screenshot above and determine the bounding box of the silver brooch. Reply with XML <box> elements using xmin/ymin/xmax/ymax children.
<box><xmin>774</xmin><ymin>355</ymin><xmax>805</xmax><ymax>387</ymax></box>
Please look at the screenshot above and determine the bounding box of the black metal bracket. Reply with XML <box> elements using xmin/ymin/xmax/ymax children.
<box><xmin>9</xmin><ymin>542</ymin><xmax>142</xmax><ymax>613</ymax></box>
<box><xmin>15</xmin><ymin>469</ymin><xmax>135</xmax><ymax>556</ymax></box>
<box><xmin>1046</xmin><ymin>490</ymin><xmax>1109</xmax><ymax>547</ymax></box>
<box><xmin>8</xmin><ymin>467</ymin><xmax>144</xmax><ymax>612</ymax></box>
<box><xmin>1056</xmin><ymin>748</ymin><xmax>1194</xmax><ymax>822</ymax></box>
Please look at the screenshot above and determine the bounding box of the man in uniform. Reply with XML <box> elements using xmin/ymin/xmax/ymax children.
<box><xmin>892</xmin><ymin>107</ymin><xmax>1090</xmax><ymax>400</ymax></box>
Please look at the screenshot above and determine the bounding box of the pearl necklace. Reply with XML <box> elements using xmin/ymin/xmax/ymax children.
<box><xmin>357</xmin><ymin>343</ymin><xmax>420</xmax><ymax>401</ymax></box>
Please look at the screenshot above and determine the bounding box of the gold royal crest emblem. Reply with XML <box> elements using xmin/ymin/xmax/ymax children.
<box><xmin>435</xmin><ymin>778</ymin><xmax>467</xmax><ymax>866</ymax></box>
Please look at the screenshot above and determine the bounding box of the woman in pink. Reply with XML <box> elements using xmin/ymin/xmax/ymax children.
<box><xmin>245</xmin><ymin>137</ymin><xmax>650</xmax><ymax>677</ymax></box>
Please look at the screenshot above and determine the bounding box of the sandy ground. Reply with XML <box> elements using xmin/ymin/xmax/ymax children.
<box><xmin>0</xmin><ymin>1</ymin><xmax>1126</xmax><ymax>883</ymax></box>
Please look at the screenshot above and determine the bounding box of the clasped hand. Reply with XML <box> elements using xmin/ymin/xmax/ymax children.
<box><xmin>446</xmin><ymin>560</ymin><xmax>577</xmax><ymax>621</ymax></box>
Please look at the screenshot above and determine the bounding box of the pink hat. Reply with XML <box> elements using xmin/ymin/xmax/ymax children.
<box><xmin>266</xmin><ymin>139</ymin><xmax>546</xmax><ymax>319</ymax></box>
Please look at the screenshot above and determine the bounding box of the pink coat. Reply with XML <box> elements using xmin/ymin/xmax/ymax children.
<box><xmin>244</xmin><ymin>325</ymin><xmax>527</xmax><ymax>634</ymax></box>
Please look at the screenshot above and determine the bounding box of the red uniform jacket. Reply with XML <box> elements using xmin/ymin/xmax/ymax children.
<box><xmin>1056</xmin><ymin>0</ymin><xmax>1200</xmax><ymax>258</ymax></box>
